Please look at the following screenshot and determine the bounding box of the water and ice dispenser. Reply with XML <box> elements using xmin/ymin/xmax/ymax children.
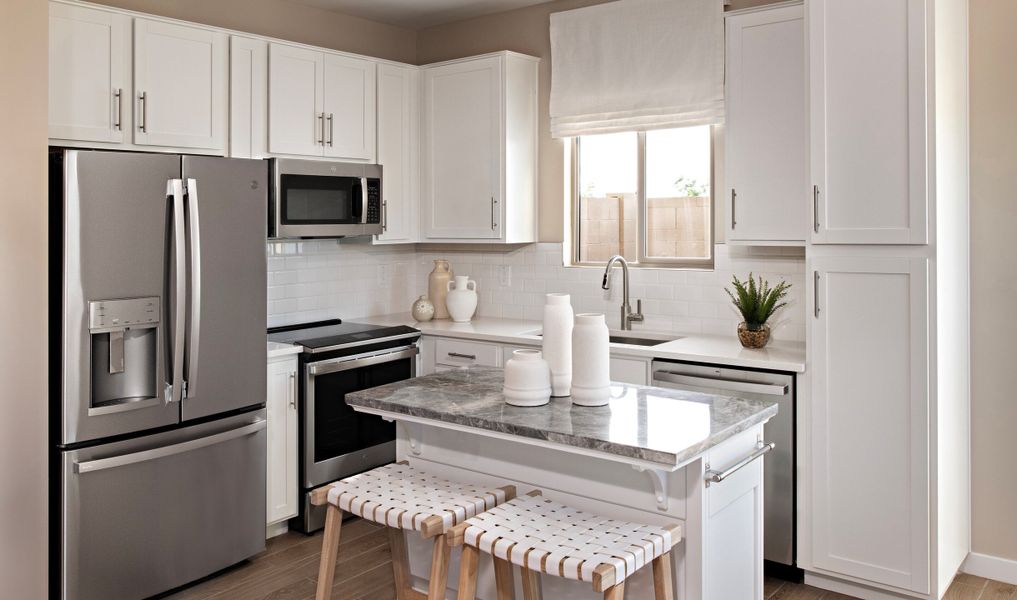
<box><xmin>88</xmin><ymin>297</ymin><xmax>160</xmax><ymax>412</ymax></box>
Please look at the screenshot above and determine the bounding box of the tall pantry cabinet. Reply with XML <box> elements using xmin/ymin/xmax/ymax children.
<box><xmin>803</xmin><ymin>0</ymin><xmax>970</xmax><ymax>598</ymax></box>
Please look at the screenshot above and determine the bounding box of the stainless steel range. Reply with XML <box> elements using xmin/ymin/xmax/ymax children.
<box><xmin>268</xmin><ymin>320</ymin><xmax>420</xmax><ymax>533</ymax></box>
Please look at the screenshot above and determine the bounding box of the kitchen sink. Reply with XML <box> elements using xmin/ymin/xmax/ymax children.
<box><xmin>525</xmin><ymin>329</ymin><xmax>680</xmax><ymax>347</ymax></box>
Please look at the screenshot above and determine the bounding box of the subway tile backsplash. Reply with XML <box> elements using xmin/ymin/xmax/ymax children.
<box><xmin>267</xmin><ymin>240</ymin><xmax>806</xmax><ymax>342</ymax></box>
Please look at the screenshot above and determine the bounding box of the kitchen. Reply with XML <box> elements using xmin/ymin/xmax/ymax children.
<box><xmin>2</xmin><ymin>0</ymin><xmax>1012</xmax><ymax>599</ymax></box>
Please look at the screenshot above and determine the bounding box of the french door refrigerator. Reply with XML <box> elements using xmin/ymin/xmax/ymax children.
<box><xmin>51</xmin><ymin>149</ymin><xmax>268</xmax><ymax>600</ymax></box>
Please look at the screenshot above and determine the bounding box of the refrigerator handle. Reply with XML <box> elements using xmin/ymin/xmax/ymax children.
<box><xmin>167</xmin><ymin>179</ymin><xmax>187</xmax><ymax>404</ymax></box>
<box><xmin>185</xmin><ymin>178</ymin><xmax>201</xmax><ymax>402</ymax></box>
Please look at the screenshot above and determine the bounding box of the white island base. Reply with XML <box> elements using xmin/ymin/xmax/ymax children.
<box><xmin>379</xmin><ymin>418</ymin><xmax>768</xmax><ymax>600</ymax></box>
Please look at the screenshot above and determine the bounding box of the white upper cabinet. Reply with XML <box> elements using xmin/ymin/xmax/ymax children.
<box><xmin>229</xmin><ymin>36</ymin><xmax>268</xmax><ymax>159</ymax></box>
<box><xmin>725</xmin><ymin>5</ymin><xmax>806</xmax><ymax>245</ymax></box>
<box><xmin>322</xmin><ymin>54</ymin><xmax>376</xmax><ymax>160</ymax></box>
<box><xmin>375</xmin><ymin>63</ymin><xmax>419</xmax><ymax>244</ymax></box>
<box><xmin>49</xmin><ymin>3</ymin><xmax>129</xmax><ymax>143</ymax></box>
<box><xmin>133</xmin><ymin>18</ymin><xmax>227</xmax><ymax>151</ymax></box>
<box><xmin>268</xmin><ymin>43</ymin><xmax>376</xmax><ymax>160</ymax></box>
<box><xmin>809</xmin><ymin>0</ymin><xmax>928</xmax><ymax>244</ymax></box>
<box><xmin>422</xmin><ymin>52</ymin><xmax>537</xmax><ymax>243</ymax></box>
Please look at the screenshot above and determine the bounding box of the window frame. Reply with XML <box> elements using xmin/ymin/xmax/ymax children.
<box><xmin>569</xmin><ymin>128</ymin><xmax>716</xmax><ymax>269</ymax></box>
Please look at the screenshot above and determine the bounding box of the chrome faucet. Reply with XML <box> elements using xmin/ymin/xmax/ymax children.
<box><xmin>601</xmin><ymin>255</ymin><xmax>644</xmax><ymax>330</ymax></box>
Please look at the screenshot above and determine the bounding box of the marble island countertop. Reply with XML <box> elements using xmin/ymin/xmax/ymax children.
<box><xmin>360</xmin><ymin>313</ymin><xmax>806</xmax><ymax>373</ymax></box>
<box><xmin>346</xmin><ymin>366</ymin><xmax>778</xmax><ymax>468</ymax></box>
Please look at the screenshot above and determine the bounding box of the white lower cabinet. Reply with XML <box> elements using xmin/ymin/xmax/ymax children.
<box><xmin>808</xmin><ymin>255</ymin><xmax>931</xmax><ymax>593</ymax></box>
<box><xmin>266</xmin><ymin>355</ymin><xmax>299</xmax><ymax>531</ymax></box>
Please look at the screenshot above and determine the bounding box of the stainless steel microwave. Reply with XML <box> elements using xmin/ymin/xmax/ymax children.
<box><xmin>269</xmin><ymin>158</ymin><xmax>382</xmax><ymax>239</ymax></box>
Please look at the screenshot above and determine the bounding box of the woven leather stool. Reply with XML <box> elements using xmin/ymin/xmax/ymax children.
<box><xmin>448</xmin><ymin>491</ymin><xmax>682</xmax><ymax>600</ymax></box>
<box><xmin>310</xmin><ymin>462</ymin><xmax>515</xmax><ymax>600</ymax></box>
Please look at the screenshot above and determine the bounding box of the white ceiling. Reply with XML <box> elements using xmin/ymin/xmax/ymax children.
<box><xmin>287</xmin><ymin>0</ymin><xmax>553</xmax><ymax>29</ymax></box>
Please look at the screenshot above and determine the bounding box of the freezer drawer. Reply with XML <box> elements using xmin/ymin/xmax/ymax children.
<box><xmin>61</xmin><ymin>411</ymin><xmax>267</xmax><ymax>600</ymax></box>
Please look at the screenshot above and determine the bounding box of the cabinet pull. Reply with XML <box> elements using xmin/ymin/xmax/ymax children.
<box><xmin>327</xmin><ymin>113</ymin><xmax>334</xmax><ymax>147</ymax></box>
<box><xmin>447</xmin><ymin>352</ymin><xmax>476</xmax><ymax>361</ymax></box>
<box><xmin>490</xmin><ymin>196</ymin><xmax>498</xmax><ymax>230</ymax></box>
<box><xmin>731</xmin><ymin>188</ymin><xmax>737</xmax><ymax>229</ymax></box>
<box><xmin>381</xmin><ymin>200</ymin><xmax>388</xmax><ymax>232</ymax></box>
<box><xmin>705</xmin><ymin>441</ymin><xmax>774</xmax><ymax>487</ymax></box>
<box><xmin>289</xmin><ymin>372</ymin><xmax>297</xmax><ymax>410</ymax></box>
<box><xmin>813</xmin><ymin>270</ymin><xmax>820</xmax><ymax>318</ymax></box>
<box><xmin>113</xmin><ymin>88</ymin><xmax>122</xmax><ymax>131</ymax></box>
<box><xmin>317</xmin><ymin>113</ymin><xmax>324</xmax><ymax>145</ymax></box>
<box><xmin>813</xmin><ymin>185</ymin><xmax>820</xmax><ymax>233</ymax></box>
<box><xmin>138</xmin><ymin>91</ymin><xmax>147</xmax><ymax>132</ymax></box>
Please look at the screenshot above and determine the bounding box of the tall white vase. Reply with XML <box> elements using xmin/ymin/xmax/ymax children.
<box><xmin>570</xmin><ymin>313</ymin><xmax>610</xmax><ymax>406</ymax></box>
<box><xmin>445</xmin><ymin>275</ymin><xmax>478</xmax><ymax>323</ymax></box>
<box><xmin>542</xmin><ymin>293</ymin><xmax>573</xmax><ymax>397</ymax></box>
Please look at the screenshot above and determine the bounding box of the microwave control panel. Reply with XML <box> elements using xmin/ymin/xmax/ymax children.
<box><xmin>366</xmin><ymin>179</ymin><xmax>381</xmax><ymax>224</ymax></box>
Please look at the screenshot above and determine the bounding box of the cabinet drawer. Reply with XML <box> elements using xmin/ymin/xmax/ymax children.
<box><xmin>434</xmin><ymin>338</ymin><xmax>499</xmax><ymax>368</ymax></box>
<box><xmin>610</xmin><ymin>357</ymin><xmax>649</xmax><ymax>385</ymax></box>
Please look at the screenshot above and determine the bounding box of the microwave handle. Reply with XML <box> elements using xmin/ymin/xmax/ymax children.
<box><xmin>360</xmin><ymin>177</ymin><xmax>369</xmax><ymax>224</ymax></box>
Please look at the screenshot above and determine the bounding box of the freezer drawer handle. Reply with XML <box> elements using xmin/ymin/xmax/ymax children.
<box><xmin>74</xmin><ymin>419</ymin><xmax>267</xmax><ymax>474</ymax></box>
<box><xmin>652</xmin><ymin>371</ymin><xmax>788</xmax><ymax>396</ymax></box>
<box><xmin>705</xmin><ymin>441</ymin><xmax>775</xmax><ymax>487</ymax></box>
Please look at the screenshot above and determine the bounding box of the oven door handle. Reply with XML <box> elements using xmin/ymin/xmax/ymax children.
<box><xmin>308</xmin><ymin>346</ymin><xmax>419</xmax><ymax>377</ymax></box>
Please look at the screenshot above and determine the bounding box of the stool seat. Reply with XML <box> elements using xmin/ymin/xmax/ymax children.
<box><xmin>318</xmin><ymin>463</ymin><xmax>512</xmax><ymax>537</ymax></box>
<box><xmin>459</xmin><ymin>494</ymin><xmax>682</xmax><ymax>592</ymax></box>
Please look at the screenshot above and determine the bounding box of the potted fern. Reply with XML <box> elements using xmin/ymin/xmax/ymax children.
<box><xmin>725</xmin><ymin>274</ymin><xmax>791</xmax><ymax>349</ymax></box>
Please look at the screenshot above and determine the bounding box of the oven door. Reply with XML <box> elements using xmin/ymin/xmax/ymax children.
<box><xmin>303</xmin><ymin>345</ymin><xmax>417</xmax><ymax>488</ymax></box>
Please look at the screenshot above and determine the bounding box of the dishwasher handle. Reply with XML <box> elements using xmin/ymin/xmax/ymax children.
<box><xmin>652</xmin><ymin>371</ymin><xmax>788</xmax><ymax>396</ymax></box>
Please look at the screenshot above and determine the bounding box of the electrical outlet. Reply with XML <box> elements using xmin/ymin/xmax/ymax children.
<box><xmin>376</xmin><ymin>264</ymin><xmax>391</xmax><ymax>287</ymax></box>
<box><xmin>498</xmin><ymin>265</ymin><xmax>512</xmax><ymax>287</ymax></box>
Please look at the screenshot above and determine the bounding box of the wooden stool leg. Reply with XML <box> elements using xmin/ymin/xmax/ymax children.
<box><xmin>493</xmin><ymin>557</ymin><xmax>515</xmax><ymax>600</ymax></box>
<box><xmin>603</xmin><ymin>581</ymin><xmax>625</xmax><ymax>600</ymax></box>
<box><xmin>388</xmin><ymin>528</ymin><xmax>412</xmax><ymax>600</ymax></box>
<box><xmin>428</xmin><ymin>533</ymin><xmax>451</xmax><ymax>600</ymax></box>
<box><xmin>314</xmin><ymin>504</ymin><xmax>344</xmax><ymax>600</ymax></box>
<box><xmin>521</xmin><ymin>568</ymin><xmax>542</xmax><ymax>600</ymax></box>
<box><xmin>652</xmin><ymin>551</ymin><xmax>674</xmax><ymax>600</ymax></box>
<box><xmin>457</xmin><ymin>545</ymin><xmax>480</xmax><ymax>600</ymax></box>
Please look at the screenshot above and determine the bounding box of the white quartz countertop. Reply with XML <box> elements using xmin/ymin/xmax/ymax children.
<box><xmin>267</xmin><ymin>341</ymin><xmax>302</xmax><ymax>359</ymax></box>
<box><xmin>361</xmin><ymin>313</ymin><xmax>806</xmax><ymax>373</ymax></box>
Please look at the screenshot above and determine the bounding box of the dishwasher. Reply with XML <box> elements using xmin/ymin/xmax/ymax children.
<box><xmin>651</xmin><ymin>359</ymin><xmax>799</xmax><ymax>580</ymax></box>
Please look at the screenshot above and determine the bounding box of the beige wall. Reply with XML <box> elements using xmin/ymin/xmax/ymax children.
<box><xmin>90</xmin><ymin>0</ymin><xmax>418</xmax><ymax>63</ymax></box>
<box><xmin>970</xmin><ymin>0</ymin><xmax>1017</xmax><ymax>562</ymax></box>
<box><xmin>0</xmin><ymin>0</ymin><xmax>49</xmax><ymax>597</ymax></box>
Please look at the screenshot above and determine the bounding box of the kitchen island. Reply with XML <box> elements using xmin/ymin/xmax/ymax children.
<box><xmin>347</xmin><ymin>367</ymin><xmax>778</xmax><ymax>600</ymax></box>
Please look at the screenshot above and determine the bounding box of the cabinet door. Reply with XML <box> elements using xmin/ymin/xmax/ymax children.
<box><xmin>809</xmin><ymin>0</ymin><xmax>928</xmax><ymax>244</ymax></box>
<box><xmin>49</xmin><ymin>3</ymin><xmax>129</xmax><ymax>143</ymax></box>
<box><xmin>726</xmin><ymin>5</ymin><xmax>806</xmax><ymax>244</ymax></box>
<box><xmin>423</xmin><ymin>57</ymin><xmax>502</xmax><ymax>239</ymax></box>
<box><xmin>266</xmin><ymin>358</ymin><xmax>298</xmax><ymax>524</ymax></box>
<box><xmin>376</xmin><ymin>64</ymin><xmax>419</xmax><ymax>243</ymax></box>
<box><xmin>809</xmin><ymin>255</ymin><xmax>929</xmax><ymax>592</ymax></box>
<box><xmin>133</xmin><ymin>18</ymin><xmax>226</xmax><ymax>150</ymax></box>
<box><xmin>610</xmin><ymin>357</ymin><xmax>649</xmax><ymax>385</ymax></box>
<box><xmin>268</xmin><ymin>43</ymin><xmax>324</xmax><ymax>157</ymax></box>
<box><xmin>229</xmin><ymin>36</ymin><xmax>268</xmax><ymax>159</ymax></box>
<box><xmin>322</xmin><ymin>54</ymin><xmax>376</xmax><ymax>161</ymax></box>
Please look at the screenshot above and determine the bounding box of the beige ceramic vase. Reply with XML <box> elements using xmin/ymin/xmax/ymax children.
<box><xmin>428</xmin><ymin>259</ymin><xmax>453</xmax><ymax>319</ymax></box>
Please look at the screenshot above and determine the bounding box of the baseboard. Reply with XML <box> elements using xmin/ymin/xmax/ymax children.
<box><xmin>804</xmin><ymin>572</ymin><xmax>927</xmax><ymax>600</ymax></box>
<box><xmin>266</xmin><ymin>520</ymin><xmax>289</xmax><ymax>539</ymax></box>
<box><xmin>962</xmin><ymin>552</ymin><xmax>1017</xmax><ymax>586</ymax></box>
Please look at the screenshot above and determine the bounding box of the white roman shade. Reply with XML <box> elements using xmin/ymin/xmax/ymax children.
<box><xmin>549</xmin><ymin>0</ymin><xmax>724</xmax><ymax>138</ymax></box>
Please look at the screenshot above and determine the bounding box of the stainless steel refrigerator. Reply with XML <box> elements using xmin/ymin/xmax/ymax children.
<box><xmin>51</xmin><ymin>149</ymin><xmax>268</xmax><ymax>600</ymax></box>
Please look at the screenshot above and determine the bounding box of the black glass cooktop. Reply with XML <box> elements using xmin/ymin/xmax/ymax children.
<box><xmin>267</xmin><ymin>319</ymin><xmax>419</xmax><ymax>351</ymax></box>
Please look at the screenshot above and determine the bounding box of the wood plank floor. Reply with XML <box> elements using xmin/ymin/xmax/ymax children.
<box><xmin>159</xmin><ymin>523</ymin><xmax>1014</xmax><ymax>600</ymax></box>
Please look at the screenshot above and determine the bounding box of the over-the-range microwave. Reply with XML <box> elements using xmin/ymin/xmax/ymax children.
<box><xmin>269</xmin><ymin>158</ymin><xmax>382</xmax><ymax>239</ymax></box>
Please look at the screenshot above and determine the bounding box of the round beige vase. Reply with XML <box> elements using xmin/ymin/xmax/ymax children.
<box><xmin>428</xmin><ymin>259</ymin><xmax>454</xmax><ymax>319</ymax></box>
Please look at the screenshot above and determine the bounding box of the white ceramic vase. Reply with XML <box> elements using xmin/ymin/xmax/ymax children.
<box><xmin>445</xmin><ymin>275</ymin><xmax>478</xmax><ymax>323</ymax></box>
<box><xmin>503</xmin><ymin>349</ymin><xmax>551</xmax><ymax>407</ymax></box>
<box><xmin>411</xmin><ymin>295</ymin><xmax>435</xmax><ymax>322</ymax></box>
<box><xmin>542</xmin><ymin>293</ymin><xmax>574</xmax><ymax>397</ymax></box>
<box><xmin>570</xmin><ymin>313</ymin><xmax>611</xmax><ymax>406</ymax></box>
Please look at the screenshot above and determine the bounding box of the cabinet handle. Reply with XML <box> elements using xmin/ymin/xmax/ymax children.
<box><xmin>813</xmin><ymin>185</ymin><xmax>820</xmax><ymax>233</ymax></box>
<box><xmin>490</xmin><ymin>196</ymin><xmax>498</xmax><ymax>230</ymax></box>
<box><xmin>113</xmin><ymin>88</ymin><xmax>122</xmax><ymax>131</ymax></box>
<box><xmin>731</xmin><ymin>188</ymin><xmax>737</xmax><ymax>230</ymax></box>
<box><xmin>289</xmin><ymin>372</ymin><xmax>297</xmax><ymax>410</ymax></box>
<box><xmin>705</xmin><ymin>441</ymin><xmax>774</xmax><ymax>487</ymax></box>
<box><xmin>317</xmin><ymin>113</ymin><xmax>324</xmax><ymax>145</ymax></box>
<box><xmin>327</xmin><ymin>113</ymin><xmax>334</xmax><ymax>146</ymax></box>
<box><xmin>814</xmin><ymin>270</ymin><xmax>820</xmax><ymax>318</ymax></box>
<box><xmin>381</xmin><ymin>200</ymin><xmax>388</xmax><ymax>232</ymax></box>
<box><xmin>447</xmin><ymin>352</ymin><xmax>476</xmax><ymax>361</ymax></box>
<box><xmin>138</xmin><ymin>91</ymin><xmax>147</xmax><ymax>132</ymax></box>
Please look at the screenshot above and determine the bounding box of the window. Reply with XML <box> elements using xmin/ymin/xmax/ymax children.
<box><xmin>571</xmin><ymin>126</ymin><xmax>713</xmax><ymax>268</ymax></box>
